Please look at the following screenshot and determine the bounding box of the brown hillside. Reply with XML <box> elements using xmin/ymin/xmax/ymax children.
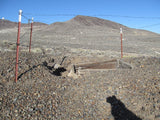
<box><xmin>68</xmin><ymin>15</ymin><xmax>128</xmax><ymax>29</ymax></box>
<box><xmin>0</xmin><ymin>19</ymin><xmax>47</xmax><ymax>30</ymax></box>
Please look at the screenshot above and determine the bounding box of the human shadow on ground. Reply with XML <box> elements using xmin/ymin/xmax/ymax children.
<box><xmin>106</xmin><ymin>95</ymin><xmax>142</xmax><ymax>120</ymax></box>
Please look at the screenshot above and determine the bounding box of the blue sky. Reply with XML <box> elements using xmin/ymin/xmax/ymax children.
<box><xmin>0</xmin><ymin>0</ymin><xmax>160</xmax><ymax>33</ymax></box>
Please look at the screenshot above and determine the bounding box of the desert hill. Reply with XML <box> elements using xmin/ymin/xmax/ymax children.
<box><xmin>0</xmin><ymin>15</ymin><xmax>159</xmax><ymax>56</ymax></box>
<box><xmin>0</xmin><ymin>19</ymin><xmax>47</xmax><ymax>30</ymax></box>
<box><xmin>38</xmin><ymin>15</ymin><xmax>158</xmax><ymax>37</ymax></box>
<box><xmin>28</xmin><ymin>15</ymin><xmax>159</xmax><ymax>56</ymax></box>
<box><xmin>67</xmin><ymin>15</ymin><xmax>128</xmax><ymax>28</ymax></box>
<box><xmin>0</xmin><ymin>15</ymin><xmax>158</xmax><ymax>35</ymax></box>
<box><xmin>0</xmin><ymin>19</ymin><xmax>18</xmax><ymax>30</ymax></box>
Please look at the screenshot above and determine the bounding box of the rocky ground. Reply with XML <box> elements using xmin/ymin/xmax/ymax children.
<box><xmin>0</xmin><ymin>50</ymin><xmax>160</xmax><ymax>120</ymax></box>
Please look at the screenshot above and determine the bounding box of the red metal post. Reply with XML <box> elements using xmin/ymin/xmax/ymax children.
<box><xmin>29</xmin><ymin>17</ymin><xmax>33</xmax><ymax>53</ymax></box>
<box><xmin>120</xmin><ymin>28</ymin><xmax>123</xmax><ymax>58</ymax></box>
<box><xmin>15</xmin><ymin>10</ymin><xmax>22</xmax><ymax>82</ymax></box>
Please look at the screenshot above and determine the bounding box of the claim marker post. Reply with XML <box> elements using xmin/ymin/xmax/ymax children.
<box><xmin>29</xmin><ymin>17</ymin><xmax>33</xmax><ymax>53</ymax></box>
<box><xmin>120</xmin><ymin>28</ymin><xmax>123</xmax><ymax>58</ymax></box>
<box><xmin>15</xmin><ymin>10</ymin><xmax>22</xmax><ymax>82</ymax></box>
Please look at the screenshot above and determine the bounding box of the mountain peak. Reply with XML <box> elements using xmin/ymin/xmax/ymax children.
<box><xmin>69</xmin><ymin>15</ymin><xmax>127</xmax><ymax>29</ymax></box>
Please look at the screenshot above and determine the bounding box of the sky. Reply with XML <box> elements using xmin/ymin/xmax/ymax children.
<box><xmin>0</xmin><ymin>0</ymin><xmax>160</xmax><ymax>33</ymax></box>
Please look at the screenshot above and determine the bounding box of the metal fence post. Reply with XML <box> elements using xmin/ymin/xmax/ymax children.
<box><xmin>15</xmin><ymin>10</ymin><xmax>22</xmax><ymax>82</ymax></box>
<box><xmin>120</xmin><ymin>28</ymin><xmax>123</xmax><ymax>58</ymax></box>
<box><xmin>29</xmin><ymin>17</ymin><xmax>33</xmax><ymax>53</ymax></box>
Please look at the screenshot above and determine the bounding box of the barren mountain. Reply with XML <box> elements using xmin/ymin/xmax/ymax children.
<box><xmin>0</xmin><ymin>19</ymin><xmax>18</xmax><ymax>30</ymax></box>
<box><xmin>28</xmin><ymin>15</ymin><xmax>159</xmax><ymax>57</ymax></box>
<box><xmin>67</xmin><ymin>15</ymin><xmax>128</xmax><ymax>28</ymax></box>
<box><xmin>0</xmin><ymin>19</ymin><xmax>47</xmax><ymax>30</ymax></box>
<box><xmin>0</xmin><ymin>15</ymin><xmax>160</xmax><ymax>57</ymax></box>
<box><xmin>69</xmin><ymin>15</ymin><xmax>158</xmax><ymax>33</ymax></box>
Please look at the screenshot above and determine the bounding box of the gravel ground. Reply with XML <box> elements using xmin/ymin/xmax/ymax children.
<box><xmin>0</xmin><ymin>51</ymin><xmax>160</xmax><ymax>120</ymax></box>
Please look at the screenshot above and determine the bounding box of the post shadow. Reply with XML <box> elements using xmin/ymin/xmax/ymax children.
<box><xmin>106</xmin><ymin>95</ymin><xmax>142</xmax><ymax>120</ymax></box>
<box><xmin>18</xmin><ymin>64</ymin><xmax>41</xmax><ymax>80</ymax></box>
<box><xmin>43</xmin><ymin>61</ymin><xmax>66</xmax><ymax>76</ymax></box>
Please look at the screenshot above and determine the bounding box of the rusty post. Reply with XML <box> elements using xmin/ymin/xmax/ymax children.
<box><xmin>29</xmin><ymin>17</ymin><xmax>33</xmax><ymax>53</ymax></box>
<box><xmin>15</xmin><ymin>10</ymin><xmax>22</xmax><ymax>82</ymax></box>
<box><xmin>120</xmin><ymin>28</ymin><xmax>123</xmax><ymax>58</ymax></box>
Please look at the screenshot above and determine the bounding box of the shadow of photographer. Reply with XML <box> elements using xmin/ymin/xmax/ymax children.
<box><xmin>106</xmin><ymin>95</ymin><xmax>142</xmax><ymax>120</ymax></box>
